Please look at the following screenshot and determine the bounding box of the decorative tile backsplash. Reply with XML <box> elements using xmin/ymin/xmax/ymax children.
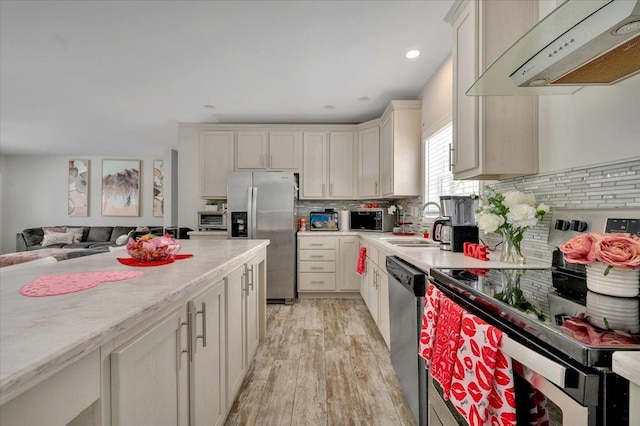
<box><xmin>398</xmin><ymin>158</ymin><xmax>640</xmax><ymax>263</ymax></box>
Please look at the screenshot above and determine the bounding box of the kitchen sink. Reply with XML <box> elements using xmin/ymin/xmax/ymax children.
<box><xmin>380</xmin><ymin>238</ymin><xmax>439</xmax><ymax>248</ymax></box>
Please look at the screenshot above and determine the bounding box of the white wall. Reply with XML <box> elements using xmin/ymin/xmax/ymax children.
<box><xmin>0</xmin><ymin>155</ymin><xmax>163</xmax><ymax>254</ymax></box>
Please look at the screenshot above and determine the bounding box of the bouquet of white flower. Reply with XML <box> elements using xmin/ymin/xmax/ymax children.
<box><xmin>476</xmin><ymin>187</ymin><xmax>549</xmax><ymax>263</ymax></box>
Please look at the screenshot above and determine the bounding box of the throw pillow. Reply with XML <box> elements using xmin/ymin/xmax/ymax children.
<box><xmin>66</xmin><ymin>227</ymin><xmax>85</xmax><ymax>243</ymax></box>
<box><xmin>41</xmin><ymin>232</ymin><xmax>75</xmax><ymax>247</ymax></box>
<box><xmin>43</xmin><ymin>226</ymin><xmax>67</xmax><ymax>235</ymax></box>
<box><xmin>115</xmin><ymin>234</ymin><xmax>129</xmax><ymax>245</ymax></box>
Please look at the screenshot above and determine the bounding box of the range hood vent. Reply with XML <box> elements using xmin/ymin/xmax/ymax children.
<box><xmin>468</xmin><ymin>0</ymin><xmax>640</xmax><ymax>96</ymax></box>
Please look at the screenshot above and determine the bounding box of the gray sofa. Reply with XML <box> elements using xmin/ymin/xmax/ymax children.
<box><xmin>16</xmin><ymin>226</ymin><xmax>164</xmax><ymax>252</ymax></box>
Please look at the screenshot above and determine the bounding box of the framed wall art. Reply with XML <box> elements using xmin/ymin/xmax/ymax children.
<box><xmin>102</xmin><ymin>159</ymin><xmax>140</xmax><ymax>216</ymax></box>
<box><xmin>68</xmin><ymin>159</ymin><xmax>89</xmax><ymax>216</ymax></box>
<box><xmin>153</xmin><ymin>159</ymin><xmax>164</xmax><ymax>217</ymax></box>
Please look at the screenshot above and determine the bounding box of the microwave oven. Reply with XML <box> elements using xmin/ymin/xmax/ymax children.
<box><xmin>198</xmin><ymin>211</ymin><xmax>227</xmax><ymax>230</ymax></box>
<box><xmin>350</xmin><ymin>209</ymin><xmax>393</xmax><ymax>232</ymax></box>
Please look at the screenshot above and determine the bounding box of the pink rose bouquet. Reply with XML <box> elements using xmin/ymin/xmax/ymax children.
<box><xmin>559</xmin><ymin>232</ymin><xmax>640</xmax><ymax>275</ymax></box>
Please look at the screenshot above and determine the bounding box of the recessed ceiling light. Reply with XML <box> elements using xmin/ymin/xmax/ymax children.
<box><xmin>203</xmin><ymin>104</ymin><xmax>216</xmax><ymax>109</ymax></box>
<box><xmin>324</xmin><ymin>105</ymin><xmax>336</xmax><ymax>110</ymax></box>
<box><xmin>358</xmin><ymin>97</ymin><xmax>370</xmax><ymax>101</ymax></box>
<box><xmin>405</xmin><ymin>50</ymin><xmax>420</xmax><ymax>59</ymax></box>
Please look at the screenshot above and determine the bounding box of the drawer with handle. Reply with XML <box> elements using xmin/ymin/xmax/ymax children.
<box><xmin>299</xmin><ymin>261</ymin><xmax>336</xmax><ymax>273</ymax></box>
<box><xmin>298</xmin><ymin>250</ymin><xmax>336</xmax><ymax>261</ymax></box>
<box><xmin>299</xmin><ymin>237</ymin><xmax>337</xmax><ymax>250</ymax></box>
<box><xmin>298</xmin><ymin>273</ymin><xmax>336</xmax><ymax>291</ymax></box>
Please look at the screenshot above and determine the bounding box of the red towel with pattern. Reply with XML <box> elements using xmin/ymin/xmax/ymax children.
<box><xmin>486</xmin><ymin>348</ymin><xmax>517</xmax><ymax>426</ymax></box>
<box><xmin>419</xmin><ymin>283</ymin><xmax>442</xmax><ymax>367</ymax></box>
<box><xmin>430</xmin><ymin>296</ymin><xmax>464</xmax><ymax>399</ymax></box>
<box><xmin>356</xmin><ymin>247</ymin><xmax>366</xmax><ymax>275</ymax></box>
<box><xmin>449</xmin><ymin>312</ymin><xmax>514</xmax><ymax>426</ymax></box>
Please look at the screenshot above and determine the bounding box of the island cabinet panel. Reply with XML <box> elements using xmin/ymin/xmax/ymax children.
<box><xmin>111</xmin><ymin>309</ymin><xmax>189</xmax><ymax>426</ymax></box>
<box><xmin>359</xmin><ymin>241</ymin><xmax>391</xmax><ymax>348</ymax></box>
<box><xmin>0</xmin><ymin>350</ymin><xmax>100</xmax><ymax>426</ymax></box>
<box><xmin>225</xmin><ymin>265</ymin><xmax>246</xmax><ymax>406</ymax></box>
<box><xmin>191</xmin><ymin>282</ymin><xmax>226</xmax><ymax>426</ymax></box>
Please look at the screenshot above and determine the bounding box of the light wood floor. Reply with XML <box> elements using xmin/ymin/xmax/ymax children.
<box><xmin>225</xmin><ymin>298</ymin><xmax>416</xmax><ymax>426</ymax></box>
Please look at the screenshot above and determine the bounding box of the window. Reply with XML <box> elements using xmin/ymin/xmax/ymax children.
<box><xmin>424</xmin><ymin>123</ymin><xmax>479</xmax><ymax>215</ymax></box>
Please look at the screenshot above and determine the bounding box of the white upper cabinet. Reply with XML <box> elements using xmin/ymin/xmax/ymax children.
<box><xmin>236</xmin><ymin>130</ymin><xmax>301</xmax><ymax>171</ymax></box>
<box><xmin>328</xmin><ymin>131</ymin><xmax>356</xmax><ymax>198</ymax></box>
<box><xmin>379</xmin><ymin>100</ymin><xmax>422</xmax><ymax>198</ymax></box>
<box><xmin>236</xmin><ymin>131</ymin><xmax>268</xmax><ymax>170</ymax></box>
<box><xmin>269</xmin><ymin>131</ymin><xmax>301</xmax><ymax>170</ymax></box>
<box><xmin>301</xmin><ymin>132</ymin><xmax>328</xmax><ymax>198</ymax></box>
<box><xmin>200</xmin><ymin>131</ymin><xmax>235</xmax><ymax>198</ymax></box>
<box><xmin>358</xmin><ymin>125</ymin><xmax>380</xmax><ymax>198</ymax></box>
<box><xmin>446</xmin><ymin>0</ymin><xmax>538</xmax><ymax>180</ymax></box>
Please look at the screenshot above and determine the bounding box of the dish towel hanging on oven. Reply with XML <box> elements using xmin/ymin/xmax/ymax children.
<box><xmin>419</xmin><ymin>282</ymin><xmax>442</xmax><ymax>367</ymax></box>
<box><xmin>356</xmin><ymin>247</ymin><xmax>366</xmax><ymax>275</ymax></box>
<box><xmin>430</xmin><ymin>295</ymin><xmax>464</xmax><ymax>399</ymax></box>
<box><xmin>448</xmin><ymin>311</ymin><xmax>517</xmax><ymax>426</ymax></box>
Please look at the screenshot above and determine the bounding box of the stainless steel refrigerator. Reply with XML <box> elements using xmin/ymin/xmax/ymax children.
<box><xmin>227</xmin><ymin>172</ymin><xmax>297</xmax><ymax>303</ymax></box>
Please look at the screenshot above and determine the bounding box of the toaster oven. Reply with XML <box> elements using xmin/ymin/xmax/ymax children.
<box><xmin>197</xmin><ymin>211</ymin><xmax>227</xmax><ymax>230</ymax></box>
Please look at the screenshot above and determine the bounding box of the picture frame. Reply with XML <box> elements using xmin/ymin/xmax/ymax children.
<box><xmin>153</xmin><ymin>159</ymin><xmax>164</xmax><ymax>217</ymax></box>
<box><xmin>102</xmin><ymin>159</ymin><xmax>140</xmax><ymax>217</ymax></box>
<box><xmin>68</xmin><ymin>159</ymin><xmax>89</xmax><ymax>216</ymax></box>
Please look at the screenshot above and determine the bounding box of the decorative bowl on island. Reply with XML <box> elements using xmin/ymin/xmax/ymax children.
<box><xmin>126</xmin><ymin>233</ymin><xmax>181</xmax><ymax>262</ymax></box>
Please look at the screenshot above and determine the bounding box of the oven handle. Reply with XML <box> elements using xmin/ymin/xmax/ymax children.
<box><xmin>501</xmin><ymin>335</ymin><xmax>566</xmax><ymax>388</ymax></box>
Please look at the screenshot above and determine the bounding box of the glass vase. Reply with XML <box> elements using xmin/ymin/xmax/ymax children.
<box><xmin>500</xmin><ymin>232</ymin><xmax>525</xmax><ymax>264</ymax></box>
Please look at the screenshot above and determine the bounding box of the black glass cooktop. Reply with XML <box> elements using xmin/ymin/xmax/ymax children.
<box><xmin>430</xmin><ymin>267</ymin><xmax>640</xmax><ymax>367</ymax></box>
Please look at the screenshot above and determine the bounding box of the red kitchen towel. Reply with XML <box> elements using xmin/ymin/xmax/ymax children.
<box><xmin>430</xmin><ymin>296</ymin><xmax>464</xmax><ymax>399</ymax></box>
<box><xmin>356</xmin><ymin>247</ymin><xmax>366</xmax><ymax>275</ymax></box>
<box><xmin>486</xmin><ymin>348</ymin><xmax>517</xmax><ymax>426</ymax></box>
<box><xmin>419</xmin><ymin>283</ymin><xmax>442</xmax><ymax>367</ymax></box>
<box><xmin>449</xmin><ymin>311</ymin><xmax>510</xmax><ymax>426</ymax></box>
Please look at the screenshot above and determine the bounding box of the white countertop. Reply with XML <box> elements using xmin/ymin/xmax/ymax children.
<box><xmin>188</xmin><ymin>230</ymin><xmax>228</xmax><ymax>236</ymax></box>
<box><xmin>298</xmin><ymin>231</ymin><xmax>551</xmax><ymax>271</ymax></box>
<box><xmin>0</xmin><ymin>239</ymin><xmax>269</xmax><ymax>405</ymax></box>
<box><xmin>612</xmin><ymin>352</ymin><xmax>640</xmax><ymax>386</ymax></box>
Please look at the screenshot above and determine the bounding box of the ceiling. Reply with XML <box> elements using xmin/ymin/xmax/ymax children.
<box><xmin>0</xmin><ymin>0</ymin><xmax>454</xmax><ymax>157</ymax></box>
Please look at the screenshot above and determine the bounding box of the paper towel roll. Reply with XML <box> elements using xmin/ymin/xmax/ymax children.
<box><xmin>339</xmin><ymin>210</ymin><xmax>350</xmax><ymax>231</ymax></box>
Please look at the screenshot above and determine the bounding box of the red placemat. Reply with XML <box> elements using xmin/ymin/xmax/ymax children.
<box><xmin>116</xmin><ymin>253</ymin><xmax>193</xmax><ymax>267</ymax></box>
<box><xmin>20</xmin><ymin>271</ymin><xmax>144</xmax><ymax>297</ymax></box>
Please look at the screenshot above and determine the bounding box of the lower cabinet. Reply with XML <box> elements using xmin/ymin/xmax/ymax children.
<box><xmin>111</xmin><ymin>255</ymin><xmax>264</xmax><ymax>426</ymax></box>
<box><xmin>359</xmin><ymin>241</ymin><xmax>391</xmax><ymax>348</ymax></box>
<box><xmin>298</xmin><ymin>234</ymin><xmax>360</xmax><ymax>294</ymax></box>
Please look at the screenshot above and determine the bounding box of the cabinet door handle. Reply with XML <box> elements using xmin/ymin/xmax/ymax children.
<box><xmin>310</xmin><ymin>266</ymin><xmax>324</xmax><ymax>270</ymax></box>
<box><xmin>270</xmin><ymin>155</ymin><xmax>273</xmax><ymax>168</ymax></box>
<box><xmin>330</xmin><ymin>183</ymin><xmax>333</xmax><ymax>196</ymax></box>
<box><xmin>188</xmin><ymin>301</ymin><xmax>197</xmax><ymax>361</ymax></box>
<box><xmin>375</xmin><ymin>181</ymin><xmax>378</xmax><ymax>194</ymax></box>
<box><xmin>177</xmin><ymin>315</ymin><xmax>190</xmax><ymax>369</ymax></box>
<box><xmin>322</xmin><ymin>183</ymin><xmax>325</xmax><ymax>196</ymax></box>
<box><xmin>310</xmin><ymin>255</ymin><xmax>324</xmax><ymax>258</ymax></box>
<box><xmin>449</xmin><ymin>144</ymin><xmax>454</xmax><ymax>171</ymax></box>
<box><xmin>261</xmin><ymin>155</ymin><xmax>265</xmax><ymax>168</ymax></box>
<box><xmin>245</xmin><ymin>264</ymin><xmax>255</xmax><ymax>291</ymax></box>
<box><xmin>311</xmin><ymin>281</ymin><xmax>324</xmax><ymax>284</ymax></box>
<box><xmin>196</xmin><ymin>302</ymin><xmax>207</xmax><ymax>348</ymax></box>
<box><xmin>310</xmin><ymin>243</ymin><xmax>324</xmax><ymax>247</ymax></box>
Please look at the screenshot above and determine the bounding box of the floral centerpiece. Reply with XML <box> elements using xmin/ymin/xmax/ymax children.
<box><xmin>475</xmin><ymin>187</ymin><xmax>549</xmax><ymax>263</ymax></box>
<box><xmin>126</xmin><ymin>233</ymin><xmax>181</xmax><ymax>262</ymax></box>
<box><xmin>559</xmin><ymin>232</ymin><xmax>640</xmax><ymax>273</ymax></box>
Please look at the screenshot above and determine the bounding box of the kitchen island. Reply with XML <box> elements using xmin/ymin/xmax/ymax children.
<box><xmin>0</xmin><ymin>239</ymin><xmax>269</xmax><ymax>425</ymax></box>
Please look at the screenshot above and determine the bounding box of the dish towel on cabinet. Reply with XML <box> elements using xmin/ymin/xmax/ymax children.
<box><xmin>419</xmin><ymin>282</ymin><xmax>442</xmax><ymax>367</ymax></box>
<box><xmin>430</xmin><ymin>295</ymin><xmax>464</xmax><ymax>399</ymax></box>
<box><xmin>356</xmin><ymin>247</ymin><xmax>366</xmax><ymax>275</ymax></box>
<box><xmin>448</xmin><ymin>311</ymin><xmax>517</xmax><ymax>426</ymax></box>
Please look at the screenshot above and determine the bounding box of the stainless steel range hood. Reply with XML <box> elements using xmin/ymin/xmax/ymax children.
<box><xmin>468</xmin><ymin>0</ymin><xmax>640</xmax><ymax>96</ymax></box>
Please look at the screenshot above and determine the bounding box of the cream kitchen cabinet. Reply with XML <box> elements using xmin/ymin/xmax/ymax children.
<box><xmin>379</xmin><ymin>100</ymin><xmax>422</xmax><ymax>198</ymax></box>
<box><xmin>200</xmin><ymin>131</ymin><xmax>235</xmax><ymax>198</ymax></box>
<box><xmin>225</xmin><ymin>257</ymin><xmax>261</xmax><ymax>408</ymax></box>
<box><xmin>301</xmin><ymin>131</ymin><xmax>356</xmax><ymax>199</ymax></box>
<box><xmin>298</xmin><ymin>235</ymin><xmax>360</xmax><ymax>294</ymax></box>
<box><xmin>236</xmin><ymin>130</ymin><xmax>301</xmax><ymax>171</ymax></box>
<box><xmin>446</xmin><ymin>0</ymin><xmax>538</xmax><ymax>180</ymax></box>
<box><xmin>357</xmin><ymin>125</ymin><xmax>380</xmax><ymax>198</ymax></box>
<box><xmin>110</xmin><ymin>281</ymin><xmax>226</xmax><ymax>426</ymax></box>
<box><xmin>359</xmin><ymin>241</ymin><xmax>391</xmax><ymax>348</ymax></box>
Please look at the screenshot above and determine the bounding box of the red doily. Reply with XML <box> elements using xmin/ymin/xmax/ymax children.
<box><xmin>116</xmin><ymin>253</ymin><xmax>193</xmax><ymax>267</ymax></box>
<box><xmin>20</xmin><ymin>271</ymin><xmax>144</xmax><ymax>297</ymax></box>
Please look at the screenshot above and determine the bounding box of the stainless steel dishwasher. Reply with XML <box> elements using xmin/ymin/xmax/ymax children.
<box><xmin>386</xmin><ymin>256</ymin><xmax>427</xmax><ymax>426</ymax></box>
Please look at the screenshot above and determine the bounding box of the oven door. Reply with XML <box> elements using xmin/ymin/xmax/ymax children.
<box><xmin>429</xmin><ymin>278</ymin><xmax>602</xmax><ymax>426</ymax></box>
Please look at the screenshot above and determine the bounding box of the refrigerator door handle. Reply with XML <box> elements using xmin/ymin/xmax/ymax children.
<box><xmin>246</xmin><ymin>186</ymin><xmax>253</xmax><ymax>239</ymax></box>
<box><xmin>251</xmin><ymin>186</ymin><xmax>258</xmax><ymax>239</ymax></box>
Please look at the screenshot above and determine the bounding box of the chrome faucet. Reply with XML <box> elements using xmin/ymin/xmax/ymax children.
<box><xmin>420</xmin><ymin>201</ymin><xmax>443</xmax><ymax>218</ymax></box>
